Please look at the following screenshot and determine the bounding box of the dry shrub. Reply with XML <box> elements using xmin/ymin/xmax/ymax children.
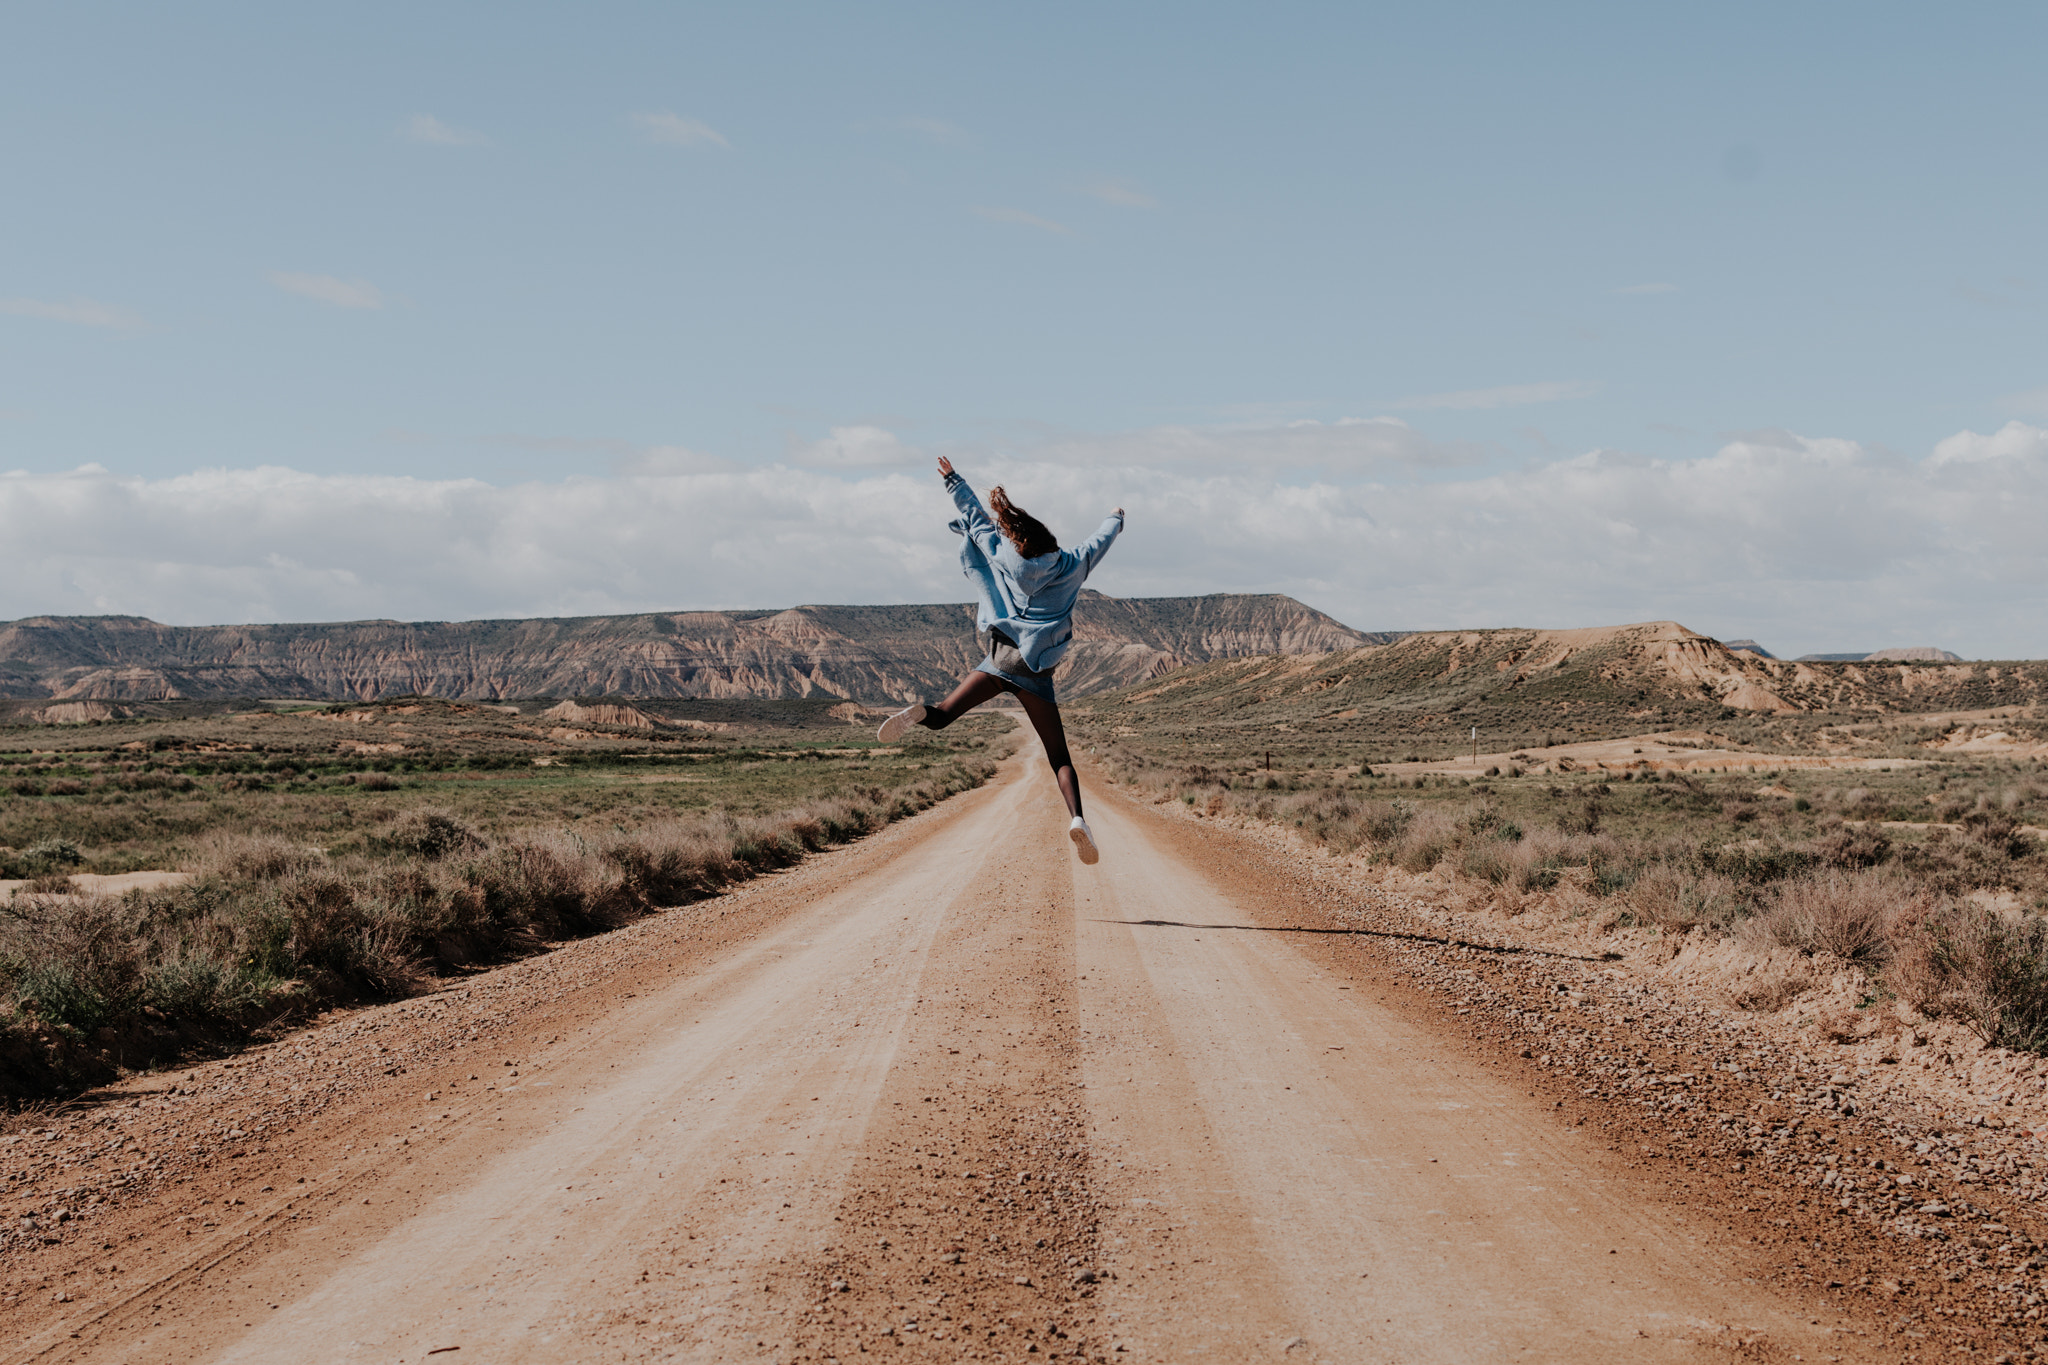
<box><xmin>1557</xmin><ymin>797</ymin><xmax>1604</xmax><ymax>836</ymax></box>
<box><xmin>1898</xmin><ymin>829</ymin><xmax>2028</xmax><ymax>895</ymax></box>
<box><xmin>1626</xmin><ymin>865</ymin><xmax>1746</xmax><ymax>932</ymax></box>
<box><xmin>381</xmin><ymin>807</ymin><xmax>487</xmax><ymax>861</ymax></box>
<box><xmin>1741</xmin><ymin>870</ymin><xmax>1917</xmax><ymax>966</ymax></box>
<box><xmin>1459</xmin><ymin>843</ymin><xmax>1514</xmax><ymax>885</ymax></box>
<box><xmin>1285</xmin><ymin>790</ymin><xmax>1370</xmax><ymax>852</ymax></box>
<box><xmin>475</xmin><ymin>833</ymin><xmax>639</xmax><ymax>938</ymax></box>
<box><xmin>1891</xmin><ymin>904</ymin><xmax>2048</xmax><ymax>1054</ymax></box>
<box><xmin>0</xmin><ymin>894</ymin><xmax>146</xmax><ymax>1033</ymax></box>
<box><xmin>1961</xmin><ymin>811</ymin><xmax>2039</xmax><ymax>861</ymax></box>
<box><xmin>1500</xmin><ymin>828</ymin><xmax>1576</xmax><ymax>891</ymax></box>
<box><xmin>1392</xmin><ymin>809</ymin><xmax>1460</xmax><ymax>872</ymax></box>
<box><xmin>1814</xmin><ymin>826</ymin><xmax>1892</xmax><ymax>869</ymax></box>
<box><xmin>191</xmin><ymin>831</ymin><xmax>327</xmax><ymax>882</ymax></box>
<box><xmin>603</xmin><ymin>815</ymin><xmax>741</xmax><ymax>906</ymax></box>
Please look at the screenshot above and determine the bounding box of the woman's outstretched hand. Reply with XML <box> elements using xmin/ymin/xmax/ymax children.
<box><xmin>936</xmin><ymin>456</ymin><xmax>954</xmax><ymax>478</ymax></box>
<box><xmin>1114</xmin><ymin>506</ymin><xmax>1125</xmax><ymax>519</ymax></box>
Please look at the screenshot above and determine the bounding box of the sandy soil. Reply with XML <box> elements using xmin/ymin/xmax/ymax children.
<box><xmin>1383</xmin><ymin>733</ymin><xmax>1932</xmax><ymax>779</ymax></box>
<box><xmin>0</xmin><ymin>872</ymin><xmax>192</xmax><ymax>899</ymax></box>
<box><xmin>0</xmin><ymin>744</ymin><xmax>1963</xmax><ymax>1363</ymax></box>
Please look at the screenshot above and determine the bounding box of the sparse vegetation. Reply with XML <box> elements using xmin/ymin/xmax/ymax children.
<box><xmin>1076</xmin><ymin>655</ymin><xmax>2048</xmax><ymax>1050</ymax></box>
<box><xmin>0</xmin><ymin>697</ymin><xmax>1011</xmax><ymax>1101</ymax></box>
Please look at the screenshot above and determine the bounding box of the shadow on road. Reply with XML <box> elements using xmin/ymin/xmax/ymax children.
<box><xmin>1096</xmin><ymin>918</ymin><xmax>1621</xmax><ymax>964</ymax></box>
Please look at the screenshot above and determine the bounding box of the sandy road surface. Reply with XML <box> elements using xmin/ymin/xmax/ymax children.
<box><xmin>11</xmin><ymin>744</ymin><xmax>1891</xmax><ymax>1364</ymax></box>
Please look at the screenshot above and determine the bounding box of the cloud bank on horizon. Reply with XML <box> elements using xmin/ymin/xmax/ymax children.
<box><xmin>4</xmin><ymin>417</ymin><xmax>2043</xmax><ymax>660</ymax></box>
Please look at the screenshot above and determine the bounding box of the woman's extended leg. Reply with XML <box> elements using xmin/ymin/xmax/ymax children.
<box><xmin>1015</xmin><ymin>691</ymin><xmax>1082</xmax><ymax>819</ymax></box>
<box><xmin>878</xmin><ymin>670</ymin><xmax>1009</xmax><ymax>743</ymax></box>
<box><xmin>916</xmin><ymin>670</ymin><xmax>1011</xmax><ymax>731</ymax></box>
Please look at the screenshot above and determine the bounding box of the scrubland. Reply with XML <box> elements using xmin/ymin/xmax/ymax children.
<box><xmin>0</xmin><ymin>697</ymin><xmax>1010</xmax><ymax>1101</ymax></box>
<box><xmin>1087</xmin><ymin>733</ymin><xmax>2048</xmax><ymax>1053</ymax></box>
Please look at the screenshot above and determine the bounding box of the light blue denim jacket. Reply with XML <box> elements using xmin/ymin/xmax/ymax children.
<box><xmin>946</xmin><ymin>471</ymin><xmax>1123</xmax><ymax>674</ymax></box>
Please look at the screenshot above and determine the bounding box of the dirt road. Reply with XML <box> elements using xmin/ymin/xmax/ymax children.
<box><xmin>9</xmin><ymin>744</ymin><xmax>1893</xmax><ymax>1363</ymax></box>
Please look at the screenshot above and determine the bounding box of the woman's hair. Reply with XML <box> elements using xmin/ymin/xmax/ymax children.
<box><xmin>987</xmin><ymin>486</ymin><xmax>1059</xmax><ymax>558</ymax></box>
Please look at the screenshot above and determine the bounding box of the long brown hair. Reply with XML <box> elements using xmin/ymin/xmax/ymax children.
<box><xmin>988</xmin><ymin>486</ymin><xmax>1058</xmax><ymax>558</ymax></box>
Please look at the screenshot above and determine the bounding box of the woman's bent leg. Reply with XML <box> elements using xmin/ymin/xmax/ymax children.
<box><xmin>1016</xmin><ymin>692</ymin><xmax>1082</xmax><ymax>819</ymax></box>
<box><xmin>917</xmin><ymin>670</ymin><xmax>1012</xmax><ymax>731</ymax></box>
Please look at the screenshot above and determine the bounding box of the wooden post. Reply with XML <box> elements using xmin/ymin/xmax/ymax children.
<box><xmin>1472</xmin><ymin>726</ymin><xmax>1478</xmax><ymax>766</ymax></box>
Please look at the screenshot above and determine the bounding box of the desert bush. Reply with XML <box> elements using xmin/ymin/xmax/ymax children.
<box><xmin>1557</xmin><ymin>798</ymin><xmax>1603</xmax><ymax>836</ymax></box>
<box><xmin>1814</xmin><ymin>826</ymin><xmax>1892</xmax><ymax>869</ymax></box>
<box><xmin>18</xmin><ymin>839</ymin><xmax>84</xmax><ymax>876</ymax></box>
<box><xmin>1741</xmin><ymin>870</ymin><xmax>1913</xmax><ymax>966</ymax></box>
<box><xmin>1893</xmin><ymin>904</ymin><xmax>2048</xmax><ymax>1054</ymax></box>
<box><xmin>472</xmin><ymin>833</ymin><xmax>640</xmax><ymax>939</ymax></box>
<box><xmin>1898</xmin><ymin>830</ymin><xmax>2026</xmax><ymax>895</ymax></box>
<box><xmin>1962</xmin><ymin>811</ymin><xmax>2038</xmax><ymax>861</ymax></box>
<box><xmin>0</xmin><ymin>894</ymin><xmax>147</xmax><ymax>1033</ymax></box>
<box><xmin>604</xmin><ymin>815</ymin><xmax>740</xmax><ymax>905</ymax></box>
<box><xmin>1391</xmin><ymin>809</ymin><xmax>1460</xmax><ymax>872</ymax></box>
<box><xmin>1284</xmin><ymin>790</ymin><xmax>1371</xmax><ymax>852</ymax></box>
<box><xmin>1702</xmin><ymin>841</ymin><xmax>1813</xmax><ymax>887</ymax></box>
<box><xmin>1507</xmin><ymin>829</ymin><xmax>1570</xmax><ymax>891</ymax></box>
<box><xmin>381</xmin><ymin>807</ymin><xmax>487</xmax><ymax>861</ymax></box>
<box><xmin>191</xmin><ymin>831</ymin><xmax>327</xmax><ymax>882</ymax></box>
<box><xmin>1358</xmin><ymin>800</ymin><xmax>1412</xmax><ymax>844</ymax></box>
<box><xmin>1626</xmin><ymin>865</ymin><xmax>1745</xmax><ymax>932</ymax></box>
<box><xmin>1459</xmin><ymin>843</ymin><xmax>1514</xmax><ymax>884</ymax></box>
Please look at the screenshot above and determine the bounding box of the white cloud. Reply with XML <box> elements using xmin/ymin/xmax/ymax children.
<box><xmin>796</xmin><ymin>426</ymin><xmax>921</xmax><ymax>469</ymax></box>
<box><xmin>6</xmin><ymin>420</ymin><xmax>2047</xmax><ymax>658</ymax></box>
<box><xmin>0</xmin><ymin>297</ymin><xmax>145</xmax><ymax>331</ymax></box>
<box><xmin>1391</xmin><ymin>380</ymin><xmax>1599</xmax><ymax>411</ymax></box>
<box><xmin>970</xmin><ymin>205</ymin><xmax>1071</xmax><ymax>235</ymax></box>
<box><xmin>404</xmin><ymin>114</ymin><xmax>487</xmax><ymax>147</ymax></box>
<box><xmin>1614</xmin><ymin>282</ymin><xmax>1678</xmax><ymax>295</ymax></box>
<box><xmin>1078</xmin><ymin>178</ymin><xmax>1156</xmax><ymax>209</ymax></box>
<box><xmin>268</xmin><ymin>272</ymin><xmax>385</xmax><ymax>310</ymax></box>
<box><xmin>631</xmin><ymin>112</ymin><xmax>731</xmax><ymax>148</ymax></box>
<box><xmin>1929</xmin><ymin>419</ymin><xmax>2048</xmax><ymax>466</ymax></box>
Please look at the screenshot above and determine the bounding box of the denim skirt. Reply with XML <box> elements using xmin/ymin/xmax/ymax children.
<box><xmin>974</xmin><ymin>629</ymin><xmax>1058</xmax><ymax>703</ymax></box>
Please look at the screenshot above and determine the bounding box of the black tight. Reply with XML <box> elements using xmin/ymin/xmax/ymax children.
<box><xmin>918</xmin><ymin>670</ymin><xmax>1083</xmax><ymax>819</ymax></box>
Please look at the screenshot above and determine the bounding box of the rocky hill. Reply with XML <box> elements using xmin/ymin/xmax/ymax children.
<box><xmin>1069</xmin><ymin>620</ymin><xmax>2048</xmax><ymax>764</ymax></box>
<box><xmin>0</xmin><ymin>592</ymin><xmax>1376</xmax><ymax>706</ymax></box>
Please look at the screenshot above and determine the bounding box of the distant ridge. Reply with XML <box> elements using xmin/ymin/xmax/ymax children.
<box><xmin>1795</xmin><ymin>647</ymin><xmax>1965</xmax><ymax>663</ymax></box>
<box><xmin>1072</xmin><ymin>620</ymin><xmax>2048</xmax><ymax>757</ymax></box>
<box><xmin>0</xmin><ymin>592</ymin><xmax>1373</xmax><ymax>706</ymax></box>
<box><xmin>1723</xmin><ymin>638</ymin><xmax>1776</xmax><ymax>659</ymax></box>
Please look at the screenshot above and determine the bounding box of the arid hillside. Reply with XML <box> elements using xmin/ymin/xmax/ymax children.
<box><xmin>1072</xmin><ymin>619</ymin><xmax>2048</xmax><ymax>763</ymax></box>
<box><xmin>0</xmin><ymin>591</ymin><xmax>1376</xmax><ymax>706</ymax></box>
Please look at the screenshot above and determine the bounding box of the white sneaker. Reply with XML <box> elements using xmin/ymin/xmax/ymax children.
<box><xmin>1069</xmin><ymin>816</ymin><xmax>1100</xmax><ymax>865</ymax></box>
<box><xmin>877</xmin><ymin>703</ymin><xmax>927</xmax><ymax>743</ymax></box>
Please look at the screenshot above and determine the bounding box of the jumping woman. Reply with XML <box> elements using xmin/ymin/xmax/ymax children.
<box><xmin>877</xmin><ymin>456</ymin><xmax>1124</xmax><ymax>864</ymax></box>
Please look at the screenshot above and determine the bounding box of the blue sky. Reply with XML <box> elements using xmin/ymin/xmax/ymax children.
<box><xmin>4</xmin><ymin>3</ymin><xmax>2046</xmax><ymax>655</ymax></box>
